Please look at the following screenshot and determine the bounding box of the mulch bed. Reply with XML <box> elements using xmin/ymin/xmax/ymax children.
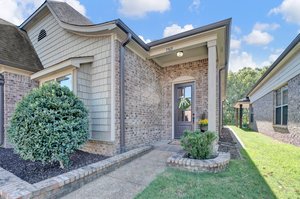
<box><xmin>218</xmin><ymin>128</ymin><xmax>241</xmax><ymax>159</ymax></box>
<box><xmin>0</xmin><ymin>148</ymin><xmax>109</xmax><ymax>184</ymax></box>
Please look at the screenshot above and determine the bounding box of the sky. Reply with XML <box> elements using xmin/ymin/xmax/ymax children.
<box><xmin>0</xmin><ymin>0</ymin><xmax>299</xmax><ymax>72</ymax></box>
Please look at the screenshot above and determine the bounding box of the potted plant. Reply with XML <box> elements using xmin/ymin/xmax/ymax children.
<box><xmin>199</xmin><ymin>119</ymin><xmax>208</xmax><ymax>132</ymax></box>
<box><xmin>178</xmin><ymin>96</ymin><xmax>191</xmax><ymax>110</ymax></box>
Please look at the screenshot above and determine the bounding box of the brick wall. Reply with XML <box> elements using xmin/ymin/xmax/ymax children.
<box><xmin>122</xmin><ymin>46</ymin><xmax>164</xmax><ymax>150</ymax></box>
<box><xmin>161</xmin><ymin>59</ymin><xmax>209</xmax><ymax>138</ymax></box>
<box><xmin>2</xmin><ymin>72</ymin><xmax>39</xmax><ymax>147</ymax></box>
<box><xmin>287</xmin><ymin>74</ymin><xmax>300</xmax><ymax>146</ymax></box>
<box><xmin>250</xmin><ymin>74</ymin><xmax>300</xmax><ymax>146</ymax></box>
<box><xmin>112</xmin><ymin>44</ymin><xmax>220</xmax><ymax>151</ymax></box>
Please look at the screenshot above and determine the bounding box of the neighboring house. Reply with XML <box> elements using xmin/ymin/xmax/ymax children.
<box><xmin>0</xmin><ymin>19</ymin><xmax>43</xmax><ymax>147</ymax></box>
<box><xmin>0</xmin><ymin>1</ymin><xmax>231</xmax><ymax>156</ymax></box>
<box><xmin>245</xmin><ymin>33</ymin><xmax>300</xmax><ymax>146</ymax></box>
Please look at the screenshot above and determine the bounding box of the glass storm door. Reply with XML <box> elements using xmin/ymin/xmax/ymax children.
<box><xmin>174</xmin><ymin>82</ymin><xmax>194</xmax><ymax>139</ymax></box>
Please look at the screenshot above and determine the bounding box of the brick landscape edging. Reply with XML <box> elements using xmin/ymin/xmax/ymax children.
<box><xmin>0</xmin><ymin>146</ymin><xmax>152</xmax><ymax>199</ymax></box>
<box><xmin>167</xmin><ymin>151</ymin><xmax>230</xmax><ymax>173</ymax></box>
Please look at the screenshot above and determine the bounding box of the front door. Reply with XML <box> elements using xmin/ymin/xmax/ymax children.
<box><xmin>174</xmin><ymin>82</ymin><xmax>194</xmax><ymax>139</ymax></box>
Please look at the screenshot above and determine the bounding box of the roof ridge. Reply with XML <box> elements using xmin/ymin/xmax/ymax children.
<box><xmin>0</xmin><ymin>18</ymin><xmax>15</xmax><ymax>26</ymax></box>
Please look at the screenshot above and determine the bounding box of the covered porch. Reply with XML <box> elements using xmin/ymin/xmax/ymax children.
<box><xmin>234</xmin><ymin>97</ymin><xmax>250</xmax><ymax>128</ymax></box>
<box><xmin>145</xmin><ymin>20</ymin><xmax>230</xmax><ymax>138</ymax></box>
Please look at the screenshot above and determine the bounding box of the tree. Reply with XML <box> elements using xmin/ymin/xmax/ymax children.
<box><xmin>224</xmin><ymin>67</ymin><xmax>268</xmax><ymax>125</ymax></box>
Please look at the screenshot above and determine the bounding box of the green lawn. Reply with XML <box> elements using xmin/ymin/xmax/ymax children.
<box><xmin>136</xmin><ymin>126</ymin><xmax>300</xmax><ymax>199</ymax></box>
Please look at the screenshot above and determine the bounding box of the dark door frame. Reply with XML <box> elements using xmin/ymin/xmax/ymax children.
<box><xmin>174</xmin><ymin>82</ymin><xmax>195</xmax><ymax>139</ymax></box>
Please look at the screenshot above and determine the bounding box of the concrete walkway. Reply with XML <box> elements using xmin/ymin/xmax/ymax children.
<box><xmin>61</xmin><ymin>142</ymin><xmax>182</xmax><ymax>199</ymax></box>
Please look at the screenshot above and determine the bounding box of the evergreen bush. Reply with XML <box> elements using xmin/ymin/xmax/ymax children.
<box><xmin>8</xmin><ymin>82</ymin><xmax>89</xmax><ymax>168</ymax></box>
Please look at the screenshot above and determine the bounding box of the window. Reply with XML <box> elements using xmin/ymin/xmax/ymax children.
<box><xmin>57</xmin><ymin>74</ymin><xmax>72</xmax><ymax>90</ymax></box>
<box><xmin>275</xmin><ymin>86</ymin><xmax>288</xmax><ymax>125</ymax></box>
<box><xmin>38</xmin><ymin>29</ymin><xmax>47</xmax><ymax>41</ymax></box>
<box><xmin>43</xmin><ymin>74</ymin><xmax>72</xmax><ymax>91</ymax></box>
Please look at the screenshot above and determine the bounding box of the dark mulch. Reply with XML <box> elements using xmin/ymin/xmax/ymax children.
<box><xmin>218</xmin><ymin>128</ymin><xmax>241</xmax><ymax>159</ymax></box>
<box><xmin>0</xmin><ymin>148</ymin><xmax>109</xmax><ymax>184</ymax></box>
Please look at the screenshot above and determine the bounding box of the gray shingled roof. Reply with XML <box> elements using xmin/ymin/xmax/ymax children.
<box><xmin>47</xmin><ymin>1</ymin><xmax>92</xmax><ymax>25</ymax></box>
<box><xmin>0</xmin><ymin>19</ymin><xmax>43</xmax><ymax>72</ymax></box>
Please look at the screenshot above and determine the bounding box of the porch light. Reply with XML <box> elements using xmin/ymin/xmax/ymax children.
<box><xmin>176</xmin><ymin>51</ymin><xmax>183</xmax><ymax>57</ymax></box>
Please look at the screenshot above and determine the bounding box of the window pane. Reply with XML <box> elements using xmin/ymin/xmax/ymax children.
<box><xmin>178</xmin><ymin>110</ymin><xmax>192</xmax><ymax>122</ymax></box>
<box><xmin>275</xmin><ymin>107</ymin><xmax>281</xmax><ymax>125</ymax></box>
<box><xmin>57</xmin><ymin>74</ymin><xmax>72</xmax><ymax>90</ymax></box>
<box><xmin>283</xmin><ymin>89</ymin><xmax>288</xmax><ymax>105</ymax></box>
<box><xmin>282</xmin><ymin>106</ymin><xmax>288</xmax><ymax>125</ymax></box>
<box><xmin>276</xmin><ymin>90</ymin><xmax>281</xmax><ymax>106</ymax></box>
<box><xmin>177</xmin><ymin>88</ymin><xmax>184</xmax><ymax>99</ymax></box>
<box><xmin>185</xmin><ymin>86</ymin><xmax>191</xmax><ymax>98</ymax></box>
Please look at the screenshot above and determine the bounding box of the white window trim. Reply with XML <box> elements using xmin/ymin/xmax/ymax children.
<box><xmin>39</xmin><ymin>68</ymin><xmax>75</xmax><ymax>91</ymax></box>
<box><xmin>275</xmin><ymin>86</ymin><xmax>288</xmax><ymax>126</ymax></box>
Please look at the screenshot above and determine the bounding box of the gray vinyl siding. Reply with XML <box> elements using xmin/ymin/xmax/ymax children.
<box><xmin>27</xmin><ymin>13</ymin><xmax>112</xmax><ymax>141</ymax></box>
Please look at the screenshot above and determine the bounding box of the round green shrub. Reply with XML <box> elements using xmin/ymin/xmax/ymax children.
<box><xmin>8</xmin><ymin>82</ymin><xmax>89</xmax><ymax>168</ymax></box>
<box><xmin>180</xmin><ymin>130</ymin><xmax>218</xmax><ymax>159</ymax></box>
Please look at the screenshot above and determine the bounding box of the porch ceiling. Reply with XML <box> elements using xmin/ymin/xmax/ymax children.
<box><xmin>152</xmin><ymin>46</ymin><xmax>208</xmax><ymax>67</ymax></box>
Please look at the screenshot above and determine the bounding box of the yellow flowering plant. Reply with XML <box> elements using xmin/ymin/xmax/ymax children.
<box><xmin>199</xmin><ymin>119</ymin><xmax>208</xmax><ymax>126</ymax></box>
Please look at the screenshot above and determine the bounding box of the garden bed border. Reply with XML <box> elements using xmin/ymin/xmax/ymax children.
<box><xmin>167</xmin><ymin>151</ymin><xmax>230</xmax><ymax>173</ymax></box>
<box><xmin>0</xmin><ymin>146</ymin><xmax>152</xmax><ymax>199</ymax></box>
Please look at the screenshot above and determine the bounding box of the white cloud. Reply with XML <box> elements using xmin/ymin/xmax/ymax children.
<box><xmin>231</xmin><ymin>38</ymin><xmax>241</xmax><ymax>50</ymax></box>
<box><xmin>138</xmin><ymin>35</ymin><xmax>151</xmax><ymax>43</ymax></box>
<box><xmin>261</xmin><ymin>48</ymin><xmax>284</xmax><ymax>66</ymax></box>
<box><xmin>0</xmin><ymin>0</ymin><xmax>86</xmax><ymax>25</ymax></box>
<box><xmin>233</xmin><ymin>26</ymin><xmax>241</xmax><ymax>34</ymax></box>
<box><xmin>229</xmin><ymin>51</ymin><xmax>258</xmax><ymax>72</ymax></box>
<box><xmin>163</xmin><ymin>24</ymin><xmax>194</xmax><ymax>37</ymax></box>
<box><xmin>244</xmin><ymin>30</ymin><xmax>273</xmax><ymax>46</ymax></box>
<box><xmin>253</xmin><ymin>22</ymin><xmax>280</xmax><ymax>31</ymax></box>
<box><xmin>189</xmin><ymin>0</ymin><xmax>200</xmax><ymax>12</ymax></box>
<box><xmin>243</xmin><ymin>23</ymin><xmax>279</xmax><ymax>46</ymax></box>
<box><xmin>229</xmin><ymin>48</ymin><xmax>284</xmax><ymax>72</ymax></box>
<box><xmin>269</xmin><ymin>0</ymin><xmax>300</xmax><ymax>25</ymax></box>
<box><xmin>119</xmin><ymin>0</ymin><xmax>170</xmax><ymax>17</ymax></box>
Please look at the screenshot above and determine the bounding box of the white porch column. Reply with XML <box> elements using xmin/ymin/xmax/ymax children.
<box><xmin>207</xmin><ymin>40</ymin><xmax>217</xmax><ymax>132</ymax></box>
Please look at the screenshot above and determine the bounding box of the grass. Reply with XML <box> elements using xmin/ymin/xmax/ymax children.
<box><xmin>136</xmin><ymin>126</ymin><xmax>300</xmax><ymax>199</ymax></box>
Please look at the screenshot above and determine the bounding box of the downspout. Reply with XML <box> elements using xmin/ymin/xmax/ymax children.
<box><xmin>0</xmin><ymin>74</ymin><xmax>4</xmax><ymax>146</ymax></box>
<box><xmin>218</xmin><ymin>67</ymin><xmax>225</xmax><ymax>134</ymax></box>
<box><xmin>120</xmin><ymin>33</ymin><xmax>132</xmax><ymax>153</ymax></box>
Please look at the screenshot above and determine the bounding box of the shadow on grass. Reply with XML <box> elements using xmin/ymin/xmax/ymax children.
<box><xmin>238</xmin><ymin>148</ymin><xmax>277</xmax><ymax>199</ymax></box>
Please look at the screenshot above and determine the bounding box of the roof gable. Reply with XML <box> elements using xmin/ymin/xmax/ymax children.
<box><xmin>20</xmin><ymin>0</ymin><xmax>92</xmax><ymax>30</ymax></box>
<box><xmin>47</xmin><ymin>1</ymin><xmax>91</xmax><ymax>25</ymax></box>
<box><xmin>0</xmin><ymin>19</ymin><xmax>43</xmax><ymax>72</ymax></box>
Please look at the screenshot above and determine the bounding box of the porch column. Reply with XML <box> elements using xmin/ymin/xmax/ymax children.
<box><xmin>207</xmin><ymin>40</ymin><xmax>217</xmax><ymax>132</ymax></box>
<box><xmin>235</xmin><ymin>108</ymin><xmax>238</xmax><ymax>127</ymax></box>
<box><xmin>239</xmin><ymin>104</ymin><xmax>243</xmax><ymax>128</ymax></box>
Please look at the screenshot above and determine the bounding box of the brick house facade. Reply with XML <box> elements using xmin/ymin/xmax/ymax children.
<box><xmin>0</xmin><ymin>2</ymin><xmax>230</xmax><ymax>156</ymax></box>
<box><xmin>247</xmin><ymin>34</ymin><xmax>300</xmax><ymax>146</ymax></box>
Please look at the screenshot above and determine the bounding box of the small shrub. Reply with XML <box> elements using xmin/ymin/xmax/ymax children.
<box><xmin>8</xmin><ymin>82</ymin><xmax>89</xmax><ymax>168</ymax></box>
<box><xmin>180</xmin><ymin>130</ymin><xmax>218</xmax><ymax>159</ymax></box>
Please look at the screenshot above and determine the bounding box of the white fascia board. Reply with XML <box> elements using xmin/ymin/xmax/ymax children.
<box><xmin>149</xmin><ymin>34</ymin><xmax>217</xmax><ymax>58</ymax></box>
<box><xmin>31</xmin><ymin>56</ymin><xmax>93</xmax><ymax>80</ymax></box>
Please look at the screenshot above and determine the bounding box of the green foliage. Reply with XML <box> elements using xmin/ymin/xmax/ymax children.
<box><xmin>224</xmin><ymin>67</ymin><xmax>268</xmax><ymax>125</ymax></box>
<box><xmin>180</xmin><ymin>130</ymin><xmax>217</xmax><ymax>159</ymax></box>
<box><xmin>8</xmin><ymin>82</ymin><xmax>89</xmax><ymax>168</ymax></box>
<box><xmin>178</xmin><ymin>96</ymin><xmax>191</xmax><ymax>110</ymax></box>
